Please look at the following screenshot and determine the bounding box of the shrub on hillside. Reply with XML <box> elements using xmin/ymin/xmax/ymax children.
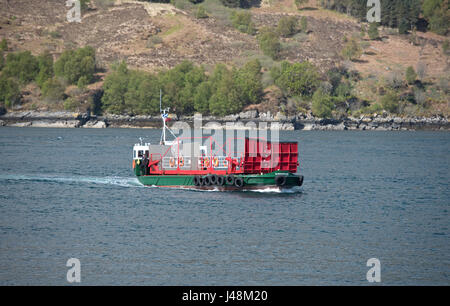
<box><xmin>406</xmin><ymin>66</ymin><xmax>417</xmax><ymax>85</ymax></box>
<box><xmin>230</xmin><ymin>11</ymin><xmax>256</xmax><ymax>35</ymax></box>
<box><xmin>257</xmin><ymin>27</ymin><xmax>281</xmax><ymax>60</ymax></box>
<box><xmin>277</xmin><ymin>16</ymin><xmax>298</xmax><ymax>38</ymax></box>
<box><xmin>272</xmin><ymin>61</ymin><xmax>320</xmax><ymax>97</ymax></box>
<box><xmin>381</xmin><ymin>91</ymin><xmax>399</xmax><ymax>113</ymax></box>
<box><xmin>341</xmin><ymin>37</ymin><xmax>362</xmax><ymax>61</ymax></box>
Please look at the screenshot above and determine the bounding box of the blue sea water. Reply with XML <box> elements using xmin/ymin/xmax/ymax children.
<box><xmin>0</xmin><ymin>127</ymin><xmax>449</xmax><ymax>285</ymax></box>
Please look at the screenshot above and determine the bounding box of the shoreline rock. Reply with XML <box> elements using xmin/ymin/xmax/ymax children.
<box><xmin>0</xmin><ymin>111</ymin><xmax>448</xmax><ymax>131</ymax></box>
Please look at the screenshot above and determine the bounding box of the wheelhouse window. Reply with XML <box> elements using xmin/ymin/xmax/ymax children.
<box><xmin>138</xmin><ymin>150</ymin><xmax>143</xmax><ymax>158</ymax></box>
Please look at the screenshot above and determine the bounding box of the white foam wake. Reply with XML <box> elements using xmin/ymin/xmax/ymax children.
<box><xmin>0</xmin><ymin>174</ymin><xmax>143</xmax><ymax>188</ymax></box>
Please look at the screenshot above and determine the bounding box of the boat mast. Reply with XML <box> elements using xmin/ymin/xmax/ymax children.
<box><xmin>159</xmin><ymin>89</ymin><xmax>177</xmax><ymax>145</ymax></box>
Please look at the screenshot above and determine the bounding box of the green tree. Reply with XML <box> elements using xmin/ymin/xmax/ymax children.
<box><xmin>341</xmin><ymin>37</ymin><xmax>362</xmax><ymax>61</ymax></box>
<box><xmin>0</xmin><ymin>74</ymin><xmax>20</xmax><ymax>108</ymax></box>
<box><xmin>0</xmin><ymin>38</ymin><xmax>7</xmax><ymax>51</ymax></box>
<box><xmin>101</xmin><ymin>61</ymin><xmax>130</xmax><ymax>114</ymax></box>
<box><xmin>273</xmin><ymin>61</ymin><xmax>320</xmax><ymax>97</ymax></box>
<box><xmin>235</xmin><ymin>59</ymin><xmax>263</xmax><ymax>106</ymax></box>
<box><xmin>41</xmin><ymin>77</ymin><xmax>66</xmax><ymax>103</ymax></box>
<box><xmin>368</xmin><ymin>22</ymin><xmax>379</xmax><ymax>40</ymax></box>
<box><xmin>277</xmin><ymin>16</ymin><xmax>298</xmax><ymax>38</ymax></box>
<box><xmin>257</xmin><ymin>27</ymin><xmax>281</xmax><ymax>60</ymax></box>
<box><xmin>311</xmin><ymin>89</ymin><xmax>334</xmax><ymax>118</ymax></box>
<box><xmin>195</xmin><ymin>5</ymin><xmax>208</xmax><ymax>19</ymax></box>
<box><xmin>381</xmin><ymin>91</ymin><xmax>399</xmax><ymax>113</ymax></box>
<box><xmin>405</xmin><ymin>66</ymin><xmax>417</xmax><ymax>85</ymax></box>
<box><xmin>295</xmin><ymin>0</ymin><xmax>309</xmax><ymax>9</ymax></box>
<box><xmin>3</xmin><ymin>51</ymin><xmax>39</xmax><ymax>84</ymax></box>
<box><xmin>193</xmin><ymin>81</ymin><xmax>212</xmax><ymax>114</ymax></box>
<box><xmin>54</xmin><ymin>46</ymin><xmax>96</xmax><ymax>85</ymax></box>
<box><xmin>36</xmin><ymin>51</ymin><xmax>54</xmax><ymax>88</ymax></box>
<box><xmin>230</xmin><ymin>11</ymin><xmax>256</xmax><ymax>35</ymax></box>
<box><xmin>0</xmin><ymin>51</ymin><xmax>4</xmax><ymax>71</ymax></box>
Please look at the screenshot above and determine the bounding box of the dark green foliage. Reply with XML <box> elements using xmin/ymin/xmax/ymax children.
<box><xmin>188</xmin><ymin>0</ymin><xmax>204</xmax><ymax>3</ymax></box>
<box><xmin>422</xmin><ymin>0</ymin><xmax>449</xmax><ymax>35</ymax></box>
<box><xmin>443</xmin><ymin>40</ymin><xmax>450</xmax><ymax>55</ymax></box>
<box><xmin>321</xmin><ymin>0</ymin><xmax>429</xmax><ymax>35</ymax></box>
<box><xmin>0</xmin><ymin>74</ymin><xmax>21</xmax><ymax>108</ymax></box>
<box><xmin>0</xmin><ymin>38</ymin><xmax>7</xmax><ymax>51</ymax></box>
<box><xmin>41</xmin><ymin>77</ymin><xmax>66</xmax><ymax>102</ymax></box>
<box><xmin>54</xmin><ymin>46</ymin><xmax>96</xmax><ymax>85</ymax></box>
<box><xmin>220</xmin><ymin>0</ymin><xmax>249</xmax><ymax>8</ymax></box>
<box><xmin>277</xmin><ymin>16</ymin><xmax>299</xmax><ymax>38</ymax></box>
<box><xmin>368</xmin><ymin>22</ymin><xmax>379</xmax><ymax>40</ymax></box>
<box><xmin>406</xmin><ymin>66</ymin><xmax>417</xmax><ymax>85</ymax></box>
<box><xmin>234</xmin><ymin>59</ymin><xmax>263</xmax><ymax>106</ymax></box>
<box><xmin>101</xmin><ymin>60</ymin><xmax>263</xmax><ymax>116</ymax></box>
<box><xmin>36</xmin><ymin>51</ymin><xmax>54</xmax><ymax>88</ymax></box>
<box><xmin>80</xmin><ymin>0</ymin><xmax>91</xmax><ymax>11</ymax></box>
<box><xmin>272</xmin><ymin>61</ymin><xmax>320</xmax><ymax>97</ymax></box>
<box><xmin>311</xmin><ymin>89</ymin><xmax>334</xmax><ymax>118</ymax></box>
<box><xmin>300</xmin><ymin>16</ymin><xmax>308</xmax><ymax>33</ymax></box>
<box><xmin>230</xmin><ymin>11</ymin><xmax>256</xmax><ymax>35</ymax></box>
<box><xmin>295</xmin><ymin>0</ymin><xmax>309</xmax><ymax>9</ymax></box>
<box><xmin>195</xmin><ymin>5</ymin><xmax>208</xmax><ymax>18</ymax></box>
<box><xmin>341</xmin><ymin>37</ymin><xmax>362</xmax><ymax>61</ymax></box>
<box><xmin>0</xmin><ymin>51</ymin><xmax>4</xmax><ymax>71</ymax></box>
<box><xmin>257</xmin><ymin>28</ymin><xmax>281</xmax><ymax>60</ymax></box>
<box><xmin>2</xmin><ymin>51</ymin><xmax>39</xmax><ymax>84</ymax></box>
<box><xmin>381</xmin><ymin>91</ymin><xmax>399</xmax><ymax>113</ymax></box>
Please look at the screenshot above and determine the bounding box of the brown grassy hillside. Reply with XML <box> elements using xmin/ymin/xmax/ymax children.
<box><xmin>0</xmin><ymin>0</ymin><xmax>448</xmax><ymax>116</ymax></box>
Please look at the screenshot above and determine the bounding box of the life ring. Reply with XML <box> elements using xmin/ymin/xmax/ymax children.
<box><xmin>169</xmin><ymin>158</ymin><xmax>175</xmax><ymax>168</ymax></box>
<box><xmin>203</xmin><ymin>157</ymin><xmax>210</xmax><ymax>168</ymax></box>
<box><xmin>179</xmin><ymin>157</ymin><xmax>184</xmax><ymax>167</ymax></box>
<box><xmin>213</xmin><ymin>157</ymin><xmax>219</xmax><ymax>167</ymax></box>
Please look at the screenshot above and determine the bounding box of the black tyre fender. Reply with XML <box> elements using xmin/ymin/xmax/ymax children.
<box><xmin>204</xmin><ymin>176</ymin><xmax>212</xmax><ymax>186</ymax></box>
<box><xmin>234</xmin><ymin>177</ymin><xmax>244</xmax><ymax>188</ymax></box>
<box><xmin>210</xmin><ymin>174</ymin><xmax>218</xmax><ymax>185</ymax></box>
<box><xmin>193</xmin><ymin>176</ymin><xmax>201</xmax><ymax>186</ymax></box>
<box><xmin>216</xmin><ymin>176</ymin><xmax>225</xmax><ymax>186</ymax></box>
<box><xmin>199</xmin><ymin>176</ymin><xmax>204</xmax><ymax>186</ymax></box>
<box><xmin>226</xmin><ymin>175</ymin><xmax>235</xmax><ymax>185</ymax></box>
<box><xmin>275</xmin><ymin>175</ymin><xmax>286</xmax><ymax>187</ymax></box>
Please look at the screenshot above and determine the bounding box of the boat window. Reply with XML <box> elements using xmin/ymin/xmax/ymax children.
<box><xmin>133</xmin><ymin>151</ymin><xmax>136</xmax><ymax>158</ymax></box>
<box><xmin>138</xmin><ymin>150</ymin><xmax>143</xmax><ymax>158</ymax></box>
<box><xmin>145</xmin><ymin>150</ymin><xmax>149</xmax><ymax>158</ymax></box>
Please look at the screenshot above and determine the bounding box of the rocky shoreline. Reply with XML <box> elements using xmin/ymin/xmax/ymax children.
<box><xmin>0</xmin><ymin>110</ymin><xmax>449</xmax><ymax>131</ymax></box>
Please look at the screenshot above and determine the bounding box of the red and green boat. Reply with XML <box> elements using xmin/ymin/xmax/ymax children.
<box><xmin>132</xmin><ymin>104</ymin><xmax>304</xmax><ymax>191</ymax></box>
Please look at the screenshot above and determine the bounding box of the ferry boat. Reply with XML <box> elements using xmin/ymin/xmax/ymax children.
<box><xmin>132</xmin><ymin>99</ymin><xmax>304</xmax><ymax>191</ymax></box>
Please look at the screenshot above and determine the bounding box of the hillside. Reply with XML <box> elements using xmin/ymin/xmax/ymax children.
<box><xmin>0</xmin><ymin>0</ymin><xmax>449</xmax><ymax>119</ymax></box>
